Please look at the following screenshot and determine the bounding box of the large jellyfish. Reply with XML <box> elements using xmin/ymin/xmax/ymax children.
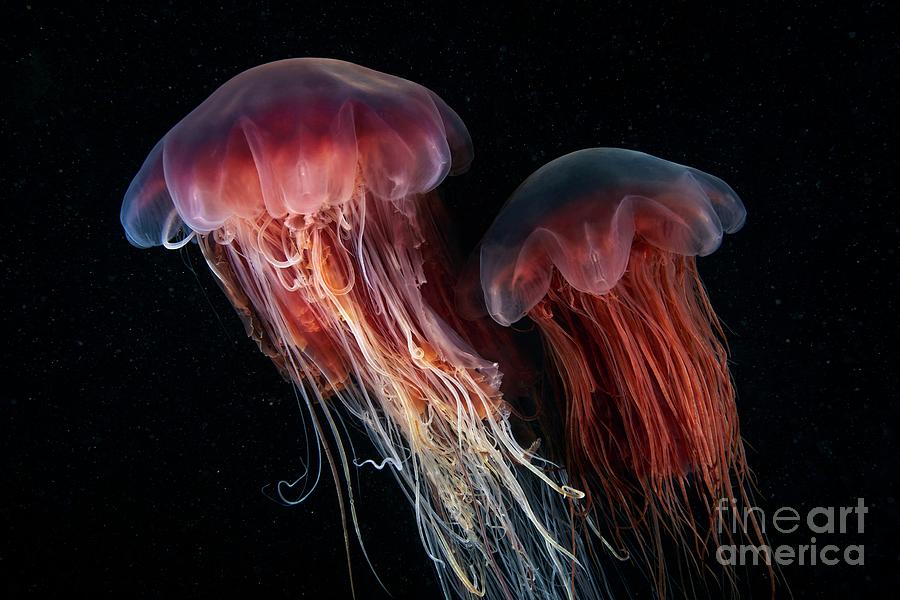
<box><xmin>121</xmin><ymin>59</ymin><xmax>602</xmax><ymax>600</ymax></box>
<box><xmin>467</xmin><ymin>148</ymin><xmax>757</xmax><ymax>587</ymax></box>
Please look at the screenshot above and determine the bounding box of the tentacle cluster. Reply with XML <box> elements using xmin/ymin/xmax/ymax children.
<box><xmin>531</xmin><ymin>246</ymin><xmax>750</xmax><ymax>587</ymax></box>
<box><xmin>199</xmin><ymin>178</ymin><xmax>609</xmax><ymax>600</ymax></box>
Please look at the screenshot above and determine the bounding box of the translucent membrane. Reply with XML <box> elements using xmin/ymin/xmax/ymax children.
<box><xmin>122</xmin><ymin>58</ymin><xmax>473</xmax><ymax>247</ymax></box>
<box><xmin>122</xmin><ymin>60</ymin><xmax>607</xmax><ymax>600</ymax></box>
<box><xmin>475</xmin><ymin>148</ymin><xmax>757</xmax><ymax>590</ymax></box>
<box><xmin>480</xmin><ymin>148</ymin><xmax>746</xmax><ymax>326</ymax></box>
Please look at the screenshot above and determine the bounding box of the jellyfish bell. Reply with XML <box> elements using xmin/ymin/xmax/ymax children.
<box><xmin>472</xmin><ymin>147</ymin><xmax>754</xmax><ymax>579</ymax></box>
<box><xmin>122</xmin><ymin>58</ymin><xmax>472</xmax><ymax>244</ymax></box>
<box><xmin>479</xmin><ymin>148</ymin><xmax>746</xmax><ymax>326</ymax></box>
<box><xmin>122</xmin><ymin>59</ymin><xmax>598</xmax><ymax>600</ymax></box>
<box><xmin>122</xmin><ymin>57</ymin><xmax>478</xmax><ymax>390</ymax></box>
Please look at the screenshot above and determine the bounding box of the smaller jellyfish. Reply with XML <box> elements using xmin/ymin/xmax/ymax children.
<box><xmin>469</xmin><ymin>148</ymin><xmax>753</xmax><ymax>578</ymax></box>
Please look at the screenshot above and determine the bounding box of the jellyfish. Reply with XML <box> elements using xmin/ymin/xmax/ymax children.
<box><xmin>467</xmin><ymin>148</ymin><xmax>756</xmax><ymax>586</ymax></box>
<box><xmin>121</xmin><ymin>59</ymin><xmax>603</xmax><ymax>600</ymax></box>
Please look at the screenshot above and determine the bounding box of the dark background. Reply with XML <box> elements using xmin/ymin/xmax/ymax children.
<box><xmin>4</xmin><ymin>3</ymin><xmax>897</xmax><ymax>598</ymax></box>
